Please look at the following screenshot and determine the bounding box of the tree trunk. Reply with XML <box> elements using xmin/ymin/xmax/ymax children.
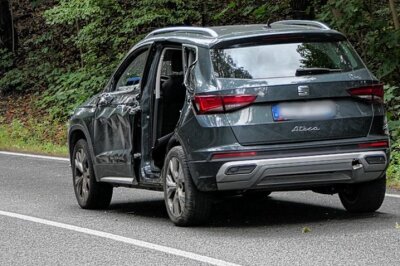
<box><xmin>389</xmin><ymin>0</ymin><xmax>399</xmax><ymax>30</ymax></box>
<box><xmin>0</xmin><ymin>0</ymin><xmax>15</xmax><ymax>51</ymax></box>
<box><xmin>8</xmin><ymin>0</ymin><xmax>15</xmax><ymax>53</ymax></box>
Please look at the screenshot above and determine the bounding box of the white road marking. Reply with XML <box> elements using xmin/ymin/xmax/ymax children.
<box><xmin>0</xmin><ymin>151</ymin><xmax>69</xmax><ymax>162</ymax></box>
<box><xmin>386</xmin><ymin>193</ymin><xmax>400</xmax><ymax>199</ymax></box>
<box><xmin>0</xmin><ymin>151</ymin><xmax>399</xmax><ymax>264</ymax></box>
<box><xmin>0</xmin><ymin>210</ymin><xmax>240</xmax><ymax>266</ymax></box>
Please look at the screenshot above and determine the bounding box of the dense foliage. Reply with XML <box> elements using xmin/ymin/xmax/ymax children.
<box><xmin>0</xmin><ymin>0</ymin><xmax>400</xmax><ymax>182</ymax></box>
<box><xmin>1</xmin><ymin>0</ymin><xmax>399</xmax><ymax>117</ymax></box>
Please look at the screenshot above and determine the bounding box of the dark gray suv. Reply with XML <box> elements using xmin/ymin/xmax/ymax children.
<box><xmin>68</xmin><ymin>20</ymin><xmax>390</xmax><ymax>226</ymax></box>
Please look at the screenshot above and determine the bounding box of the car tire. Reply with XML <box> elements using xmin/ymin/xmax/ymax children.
<box><xmin>72</xmin><ymin>139</ymin><xmax>113</xmax><ymax>209</ymax></box>
<box><xmin>339</xmin><ymin>176</ymin><xmax>386</xmax><ymax>213</ymax></box>
<box><xmin>163</xmin><ymin>146</ymin><xmax>212</xmax><ymax>226</ymax></box>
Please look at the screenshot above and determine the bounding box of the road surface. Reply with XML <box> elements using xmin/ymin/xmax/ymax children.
<box><xmin>0</xmin><ymin>152</ymin><xmax>399</xmax><ymax>265</ymax></box>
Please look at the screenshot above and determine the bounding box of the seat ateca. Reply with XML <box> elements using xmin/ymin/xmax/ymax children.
<box><xmin>68</xmin><ymin>21</ymin><xmax>389</xmax><ymax>226</ymax></box>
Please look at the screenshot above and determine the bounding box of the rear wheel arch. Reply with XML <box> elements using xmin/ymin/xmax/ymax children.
<box><xmin>165</xmin><ymin>137</ymin><xmax>201</xmax><ymax>190</ymax></box>
<box><xmin>166</xmin><ymin>135</ymin><xmax>181</xmax><ymax>153</ymax></box>
<box><xmin>166</xmin><ymin>134</ymin><xmax>190</xmax><ymax>155</ymax></box>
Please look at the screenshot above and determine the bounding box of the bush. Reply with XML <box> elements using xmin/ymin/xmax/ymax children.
<box><xmin>38</xmin><ymin>67</ymin><xmax>110</xmax><ymax>119</ymax></box>
<box><xmin>0</xmin><ymin>116</ymin><xmax>67</xmax><ymax>156</ymax></box>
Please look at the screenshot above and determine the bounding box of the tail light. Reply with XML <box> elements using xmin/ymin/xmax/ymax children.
<box><xmin>194</xmin><ymin>95</ymin><xmax>257</xmax><ymax>114</ymax></box>
<box><xmin>358</xmin><ymin>140</ymin><xmax>389</xmax><ymax>149</ymax></box>
<box><xmin>212</xmin><ymin>151</ymin><xmax>257</xmax><ymax>160</ymax></box>
<box><xmin>348</xmin><ymin>84</ymin><xmax>384</xmax><ymax>103</ymax></box>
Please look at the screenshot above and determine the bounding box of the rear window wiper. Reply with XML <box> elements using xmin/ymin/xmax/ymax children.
<box><xmin>295</xmin><ymin>68</ymin><xmax>343</xmax><ymax>76</ymax></box>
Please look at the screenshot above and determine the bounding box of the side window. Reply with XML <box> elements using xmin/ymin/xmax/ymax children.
<box><xmin>183</xmin><ymin>45</ymin><xmax>197</xmax><ymax>91</ymax></box>
<box><xmin>161</xmin><ymin>49</ymin><xmax>183</xmax><ymax>76</ymax></box>
<box><xmin>115</xmin><ymin>50</ymin><xmax>149</xmax><ymax>92</ymax></box>
<box><xmin>155</xmin><ymin>48</ymin><xmax>183</xmax><ymax>99</ymax></box>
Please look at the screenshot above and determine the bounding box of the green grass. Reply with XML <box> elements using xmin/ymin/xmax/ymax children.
<box><xmin>387</xmin><ymin>151</ymin><xmax>400</xmax><ymax>189</ymax></box>
<box><xmin>0</xmin><ymin>117</ymin><xmax>68</xmax><ymax>157</ymax></box>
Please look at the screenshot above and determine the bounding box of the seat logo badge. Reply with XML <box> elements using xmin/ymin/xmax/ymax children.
<box><xmin>292</xmin><ymin>126</ymin><xmax>320</xmax><ymax>132</ymax></box>
<box><xmin>298</xmin><ymin>86</ymin><xmax>310</xmax><ymax>96</ymax></box>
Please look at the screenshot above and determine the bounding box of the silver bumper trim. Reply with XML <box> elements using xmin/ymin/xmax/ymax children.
<box><xmin>216</xmin><ymin>151</ymin><xmax>387</xmax><ymax>190</ymax></box>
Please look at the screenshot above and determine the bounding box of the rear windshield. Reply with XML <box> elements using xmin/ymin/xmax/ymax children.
<box><xmin>211</xmin><ymin>41</ymin><xmax>364</xmax><ymax>79</ymax></box>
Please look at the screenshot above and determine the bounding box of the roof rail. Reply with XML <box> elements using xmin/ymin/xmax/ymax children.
<box><xmin>146</xmin><ymin>27</ymin><xmax>218</xmax><ymax>39</ymax></box>
<box><xmin>270</xmin><ymin>20</ymin><xmax>331</xmax><ymax>30</ymax></box>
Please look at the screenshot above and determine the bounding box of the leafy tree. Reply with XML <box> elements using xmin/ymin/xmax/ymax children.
<box><xmin>1</xmin><ymin>0</ymin><xmax>400</xmax><ymax>121</ymax></box>
<box><xmin>317</xmin><ymin>0</ymin><xmax>400</xmax><ymax>82</ymax></box>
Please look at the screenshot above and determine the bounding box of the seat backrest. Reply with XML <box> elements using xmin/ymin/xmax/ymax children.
<box><xmin>159</xmin><ymin>74</ymin><xmax>186</xmax><ymax>136</ymax></box>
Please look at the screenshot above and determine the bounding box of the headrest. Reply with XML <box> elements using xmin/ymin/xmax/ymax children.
<box><xmin>164</xmin><ymin>49</ymin><xmax>183</xmax><ymax>73</ymax></box>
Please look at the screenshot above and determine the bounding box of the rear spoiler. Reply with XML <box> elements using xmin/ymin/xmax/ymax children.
<box><xmin>211</xmin><ymin>31</ymin><xmax>346</xmax><ymax>49</ymax></box>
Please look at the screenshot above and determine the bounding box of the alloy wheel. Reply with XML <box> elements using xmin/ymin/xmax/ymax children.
<box><xmin>165</xmin><ymin>157</ymin><xmax>186</xmax><ymax>217</ymax></box>
<box><xmin>74</xmin><ymin>148</ymin><xmax>90</xmax><ymax>201</ymax></box>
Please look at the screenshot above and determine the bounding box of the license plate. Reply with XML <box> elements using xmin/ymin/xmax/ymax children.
<box><xmin>272</xmin><ymin>100</ymin><xmax>336</xmax><ymax>121</ymax></box>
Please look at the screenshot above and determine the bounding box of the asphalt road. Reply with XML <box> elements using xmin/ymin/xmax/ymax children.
<box><xmin>0</xmin><ymin>152</ymin><xmax>399</xmax><ymax>265</ymax></box>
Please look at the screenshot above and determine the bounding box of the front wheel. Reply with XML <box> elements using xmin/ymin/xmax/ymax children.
<box><xmin>339</xmin><ymin>177</ymin><xmax>386</xmax><ymax>213</ymax></box>
<box><xmin>72</xmin><ymin>139</ymin><xmax>113</xmax><ymax>209</ymax></box>
<box><xmin>163</xmin><ymin>146</ymin><xmax>212</xmax><ymax>226</ymax></box>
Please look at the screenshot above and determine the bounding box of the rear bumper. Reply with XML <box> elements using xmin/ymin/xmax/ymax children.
<box><xmin>215</xmin><ymin>151</ymin><xmax>387</xmax><ymax>190</ymax></box>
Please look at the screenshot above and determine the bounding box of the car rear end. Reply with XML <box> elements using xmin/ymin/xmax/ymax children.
<box><xmin>179</xmin><ymin>30</ymin><xmax>389</xmax><ymax>193</ymax></box>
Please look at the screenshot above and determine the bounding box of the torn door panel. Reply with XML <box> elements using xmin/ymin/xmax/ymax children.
<box><xmin>93</xmin><ymin>93</ymin><xmax>140</xmax><ymax>165</ymax></box>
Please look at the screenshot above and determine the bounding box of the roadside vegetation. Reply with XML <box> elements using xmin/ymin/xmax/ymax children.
<box><xmin>0</xmin><ymin>121</ymin><xmax>67</xmax><ymax>156</ymax></box>
<box><xmin>0</xmin><ymin>0</ymin><xmax>399</xmax><ymax>186</ymax></box>
<box><xmin>0</xmin><ymin>94</ymin><xmax>67</xmax><ymax>156</ymax></box>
